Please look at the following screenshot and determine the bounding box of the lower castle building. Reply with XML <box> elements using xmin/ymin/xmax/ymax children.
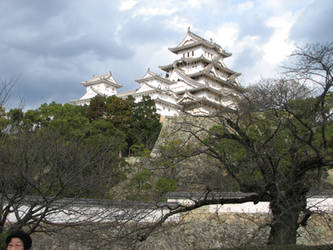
<box><xmin>70</xmin><ymin>28</ymin><xmax>242</xmax><ymax>117</ymax></box>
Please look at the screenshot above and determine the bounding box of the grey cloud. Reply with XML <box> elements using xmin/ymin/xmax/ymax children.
<box><xmin>120</xmin><ymin>18</ymin><xmax>178</xmax><ymax>45</ymax></box>
<box><xmin>237</xmin><ymin>14</ymin><xmax>272</xmax><ymax>43</ymax></box>
<box><xmin>231</xmin><ymin>46</ymin><xmax>262</xmax><ymax>81</ymax></box>
<box><xmin>8</xmin><ymin>68</ymin><xmax>85</xmax><ymax>109</ymax></box>
<box><xmin>2</xmin><ymin>0</ymin><xmax>332</xmax><ymax>111</ymax></box>
<box><xmin>0</xmin><ymin>5</ymin><xmax>133</xmax><ymax>61</ymax></box>
<box><xmin>5</xmin><ymin>34</ymin><xmax>132</xmax><ymax>60</ymax></box>
<box><xmin>0</xmin><ymin>1</ymin><xmax>69</xmax><ymax>27</ymax></box>
<box><xmin>0</xmin><ymin>0</ymin><xmax>137</xmax><ymax>110</ymax></box>
<box><xmin>291</xmin><ymin>0</ymin><xmax>333</xmax><ymax>43</ymax></box>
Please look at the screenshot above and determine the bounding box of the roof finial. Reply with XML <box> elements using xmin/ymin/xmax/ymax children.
<box><xmin>188</xmin><ymin>26</ymin><xmax>191</xmax><ymax>32</ymax></box>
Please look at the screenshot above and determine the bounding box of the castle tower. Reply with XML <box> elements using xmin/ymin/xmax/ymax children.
<box><xmin>70</xmin><ymin>72</ymin><xmax>122</xmax><ymax>105</ymax></box>
<box><xmin>70</xmin><ymin>29</ymin><xmax>242</xmax><ymax>116</ymax></box>
<box><xmin>158</xmin><ymin>27</ymin><xmax>242</xmax><ymax>115</ymax></box>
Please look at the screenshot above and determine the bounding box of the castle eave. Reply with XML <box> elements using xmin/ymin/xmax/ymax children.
<box><xmin>81</xmin><ymin>79</ymin><xmax>122</xmax><ymax>88</ymax></box>
<box><xmin>136</xmin><ymin>75</ymin><xmax>173</xmax><ymax>85</ymax></box>
<box><xmin>169</xmin><ymin>42</ymin><xmax>231</xmax><ymax>58</ymax></box>
<box><xmin>159</xmin><ymin>56</ymin><xmax>211</xmax><ymax>71</ymax></box>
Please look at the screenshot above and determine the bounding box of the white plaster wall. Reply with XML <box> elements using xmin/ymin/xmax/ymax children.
<box><xmin>97</xmin><ymin>83</ymin><xmax>117</xmax><ymax>96</ymax></box>
<box><xmin>156</xmin><ymin>103</ymin><xmax>178</xmax><ymax>116</ymax></box>
<box><xmin>6</xmin><ymin>205</ymin><xmax>179</xmax><ymax>224</ymax></box>
<box><xmin>221</xmin><ymin>99</ymin><xmax>235</xmax><ymax>107</ymax></box>
<box><xmin>196</xmin><ymin>78</ymin><xmax>221</xmax><ymax>91</ymax></box>
<box><xmin>182</xmin><ymin>64</ymin><xmax>197</xmax><ymax>75</ymax></box>
<box><xmin>195</xmin><ymin>47</ymin><xmax>205</xmax><ymax>57</ymax></box>
<box><xmin>180</xmin><ymin>48</ymin><xmax>195</xmax><ymax>59</ymax></box>
<box><xmin>80</xmin><ymin>86</ymin><xmax>96</xmax><ymax>99</ymax></box>
<box><xmin>210</xmin><ymin>202</ymin><xmax>270</xmax><ymax>214</ymax></box>
<box><xmin>5</xmin><ymin>198</ymin><xmax>333</xmax><ymax>225</ymax></box>
<box><xmin>216</xmin><ymin>70</ymin><xmax>228</xmax><ymax>80</ymax></box>
<box><xmin>80</xmin><ymin>84</ymin><xmax>117</xmax><ymax>100</ymax></box>
<box><xmin>194</xmin><ymin>91</ymin><xmax>219</xmax><ymax>104</ymax></box>
<box><xmin>168</xmin><ymin>198</ymin><xmax>333</xmax><ymax>214</ymax></box>
<box><xmin>137</xmin><ymin>83</ymin><xmax>154</xmax><ymax>93</ymax></box>
<box><xmin>168</xmin><ymin>71</ymin><xmax>182</xmax><ymax>82</ymax></box>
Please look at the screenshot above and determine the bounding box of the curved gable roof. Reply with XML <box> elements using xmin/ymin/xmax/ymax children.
<box><xmin>81</xmin><ymin>72</ymin><xmax>123</xmax><ymax>88</ymax></box>
<box><xmin>169</xmin><ymin>29</ymin><xmax>231</xmax><ymax>58</ymax></box>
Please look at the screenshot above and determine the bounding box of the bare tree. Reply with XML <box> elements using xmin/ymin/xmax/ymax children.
<box><xmin>0</xmin><ymin>78</ymin><xmax>16</xmax><ymax>108</ymax></box>
<box><xmin>0</xmin><ymin>124</ymin><xmax>182</xmax><ymax>249</ymax></box>
<box><xmin>142</xmin><ymin>43</ymin><xmax>333</xmax><ymax>245</ymax></box>
<box><xmin>0</xmin><ymin>79</ymin><xmax>16</xmax><ymax>122</ymax></box>
<box><xmin>0</xmin><ymin>127</ymin><xmax>125</xmax><ymax>235</ymax></box>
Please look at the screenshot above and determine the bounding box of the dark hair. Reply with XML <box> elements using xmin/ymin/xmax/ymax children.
<box><xmin>5</xmin><ymin>230</ymin><xmax>32</xmax><ymax>250</ymax></box>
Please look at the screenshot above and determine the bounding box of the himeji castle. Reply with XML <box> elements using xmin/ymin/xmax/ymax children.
<box><xmin>70</xmin><ymin>28</ymin><xmax>242</xmax><ymax>117</ymax></box>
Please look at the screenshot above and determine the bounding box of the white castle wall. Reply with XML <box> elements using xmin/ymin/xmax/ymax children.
<box><xmin>8</xmin><ymin>197</ymin><xmax>332</xmax><ymax>224</ymax></box>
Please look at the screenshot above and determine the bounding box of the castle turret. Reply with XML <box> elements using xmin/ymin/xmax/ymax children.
<box><xmin>70</xmin><ymin>72</ymin><xmax>122</xmax><ymax>105</ymax></box>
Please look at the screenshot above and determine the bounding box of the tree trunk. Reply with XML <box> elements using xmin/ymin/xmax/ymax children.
<box><xmin>268</xmin><ymin>194</ymin><xmax>306</xmax><ymax>245</ymax></box>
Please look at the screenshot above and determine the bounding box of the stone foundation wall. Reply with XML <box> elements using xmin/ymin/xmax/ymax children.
<box><xmin>31</xmin><ymin>212</ymin><xmax>333</xmax><ymax>250</ymax></box>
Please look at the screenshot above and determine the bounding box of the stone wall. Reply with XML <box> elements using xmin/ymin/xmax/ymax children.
<box><xmin>137</xmin><ymin>213</ymin><xmax>333</xmax><ymax>249</ymax></box>
<box><xmin>30</xmin><ymin>211</ymin><xmax>333</xmax><ymax>250</ymax></box>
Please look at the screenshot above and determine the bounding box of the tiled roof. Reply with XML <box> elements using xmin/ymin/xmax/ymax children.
<box><xmin>169</xmin><ymin>30</ymin><xmax>231</xmax><ymax>57</ymax></box>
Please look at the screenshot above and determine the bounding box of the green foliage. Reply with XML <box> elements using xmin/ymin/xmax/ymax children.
<box><xmin>155</xmin><ymin>177</ymin><xmax>177</xmax><ymax>195</ymax></box>
<box><xmin>0</xmin><ymin>93</ymin><xmax>162</xmax><ymax>233</ymax></box>
<box><xmin>205</xmin><ymin>86</ymin><xmax>333</xmax><ymax>193</ymax></box>
<box><xmin>0</xmin><ymin>127</ymin><xmax>125</xmax><ymax>199</ymax></box>
<box><xmin>1</xmin><ymin>94</ymin><xmax>162</xmax><ymax>201</ymax></box>
<box><xmin>85</xmin><ymin>95</ymin><xmax>106</xmax><ymax>121</ymax></box>
<box><xmin>7</xmin><ymin>108</ymin><xmax>24</xmax><ymax>128</ymax></box>
<box><xmin>158</xmin><ymin>139</ymin><xmax>187</xmax><ymax>167</ymax></box>
<box><xmin>105</xmin><ymin>95</ymin><xmax>133</xmax><ymax>133</ymax></box>
<box><xmin>3</xmin><ymin>94</ymin><xmax>161</xmax><ymax>156</ymax></box>
<box><xmin>0</xmin><ymin>99</ymin><xmax>133</xmax><ymax>201</ymax></box>
<box><xmin>130</xmin><ymin>169</ymin><xmax>153</xmax><ymax>191</ymax></box>
<box><xmin>80</xmin><ymin>95</ymin><xmax>161</xmax><ymax>156</ymax></box>
<box><xmin>130</xmin><ymin>96</ymin><xmax>161</xmax><ymax>151</ymax></box>
<box><xmin>0</xmin><ymin>232</ymin><xmax>8</xmax><ymax>250</ymax></box>
<box><xmin>129</xmin><ymin>144</ymin><xmax>151</xmax><ymax>157</ymax></box>
<box><xmin>0</xmin><ymin>105</ymin><xmax>7</xmax><ymax>132</ymax></box>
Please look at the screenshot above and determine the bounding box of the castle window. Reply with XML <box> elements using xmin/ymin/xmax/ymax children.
<box><xmin>187</xmin><ymin>52</ymin><xmax>190</xmax><ymax>57</ymax></box>
<box><xmin>192</xmin><ymin>51</ymin><xmax>194</xmax><ymax>56</ymax></box>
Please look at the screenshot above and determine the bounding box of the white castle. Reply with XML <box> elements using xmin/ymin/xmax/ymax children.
<box><xmin>70</xmin><ymin>28</ymin><xmax>242</xmax><ymax>116</ymax></box>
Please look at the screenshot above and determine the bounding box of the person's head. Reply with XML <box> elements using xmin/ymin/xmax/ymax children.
<box><xmin>6</xmin><ymin>231</ymin><xmax>32</xmax><ymax>250</ymax></box>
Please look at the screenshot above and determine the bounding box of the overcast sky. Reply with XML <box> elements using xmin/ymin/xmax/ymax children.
<box><xmin>1</xmin><ymin>0</ymin><xmax>332</xmax><ymax>110</ymax></box>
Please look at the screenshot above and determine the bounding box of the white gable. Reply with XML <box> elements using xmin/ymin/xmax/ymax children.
<box><xmin>178</xmin><ymin>33</ymin><xmax>198</xmax><ymax>48</ymax></box>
